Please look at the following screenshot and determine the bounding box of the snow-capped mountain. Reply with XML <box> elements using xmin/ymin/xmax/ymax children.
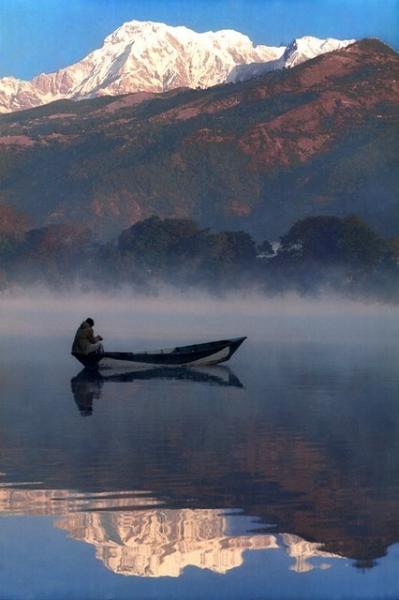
<box><xmin>0</xmin><ymin>22</ymin><xmax>353</xmax><ymax>113</ymax></box>
<box><xmin>0</xmin><ymin>39</ymin><xmax>397</xmax><ymax>239</ymax></box>
<box><xmin>227</xmin><ymin>36</ymin><xmax>355</xmax><ymax>83</ymax></box>
<box><xmin>0</xmin><ymin>21</ymin><xmax>284</xmax><ymax>113</ymax></box>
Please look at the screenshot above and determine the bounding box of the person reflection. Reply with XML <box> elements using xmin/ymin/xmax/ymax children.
<box><xmin>71</xmin><ymin>366</ymin><xmax>243</xmax><ymax>416</ymax></box>
<box><xmin>71</xmin><ymin>370</ymin><xmax>103</xmax><ymax>416</ymax></box>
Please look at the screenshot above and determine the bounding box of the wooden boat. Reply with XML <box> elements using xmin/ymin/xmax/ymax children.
<box><xmin>72</xmin><ymin>337</ymin><xmax>246</xmax><ymax>370</ymax></box>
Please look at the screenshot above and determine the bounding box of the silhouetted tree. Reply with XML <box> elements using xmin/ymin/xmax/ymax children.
<box><xmin>14</xmin><ymin>224</ymin><xmax>95</xmax><ymax>285</ymax></box>
<box><xmin>0</xmin><ymin>212</ymin><xmax>396</xmax><ymax>301</ymax></box>
<box><xmin>257</xmin><ymin>215</ymin><xmax>399</xmax><ymax>298</ymax></box>
<box><xmin>279</xmin><ymin>215</ymin><xmax>388</xmax><ymax>269</ymax></box>
<box><xmin>257</xmin><ymin>240</ymin><xmax>274</xmax><ymax>257</ymax></box>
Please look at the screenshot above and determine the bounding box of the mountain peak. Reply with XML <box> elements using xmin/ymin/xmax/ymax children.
<box><xmin>0</xmin><ymin>35</ymin><xmax>398</xmax><ymax>239</ymax></box>
<box><xmin>104</xmin><ymin>19</ymin><xmax>258</xmax><ymax>49</ymax></box>
<box><xmin>0</xmin><ymin>20</ymin><xmax>355</xmax><ymax>113</ymax></box>
<box><xmin>282</xmin><ymin>35</ymin><xmax>355</xmax><ymax>66</ymax></box>
<box><xmin>227</xmin><ymin>34</ymin><xmax>355</xmax><ymax>83</ymax></box>
<box><xmin>105</xmin><ymin>19</ymin><xmax>178</xmax><ymax>43</ymax></box>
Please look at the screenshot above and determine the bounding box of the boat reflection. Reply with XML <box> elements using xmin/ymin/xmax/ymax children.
<box><xmin>0</xmin><ymin>485</ymin><xmax>343</xmax><ymax>577</ymax></box>
<box><xmin>3</xmin><ymin>345</ymin><xmax>398</xmax><ymax>572</ymax></box>
<box><xmin>71</xmin><ymin>366</ymin><xmax>244</xmax><ymax>416</ymax></box>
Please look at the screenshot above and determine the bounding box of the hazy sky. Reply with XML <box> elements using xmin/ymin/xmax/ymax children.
<box><xmin>1</xmin><ymin>0</ymin><xmax>398</xmax><ymax>79</ymax></box>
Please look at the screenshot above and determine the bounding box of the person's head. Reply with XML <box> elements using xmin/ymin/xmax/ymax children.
<box><xmin>85</xmin><ymin>318</ymin><xmax>94</xmax><ymax>327</ymax></box>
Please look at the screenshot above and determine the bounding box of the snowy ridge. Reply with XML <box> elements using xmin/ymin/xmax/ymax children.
<box><xmin>0</xmin><ymin>22</ymin><xmax>353</xmax><ymax>113</ymax></box>
<box><xmin>227</xmin><ymin>36</ymin><xmax>355</xmax><ymax>83</ymax></box>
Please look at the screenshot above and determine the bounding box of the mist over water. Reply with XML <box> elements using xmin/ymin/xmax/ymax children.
<box><xmin>1</xmin><ymin>288</ymin><xmax>398</xmax><ymax>346</ymax></box>
<box><xmin>0</xmin><ymin>289</ymin><xmax>399</xmax><ymax>599</ymax></box>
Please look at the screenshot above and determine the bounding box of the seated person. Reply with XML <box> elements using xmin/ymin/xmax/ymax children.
<box><xmin>72</xmin><ymin>318</ymin><xmax>104</xmax><ymax>355</ymax></box>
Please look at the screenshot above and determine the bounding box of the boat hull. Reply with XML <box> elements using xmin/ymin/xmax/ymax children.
<box><xmin>72</xmin><ymin>337</ymin><xmax>246</xmax><ymax>370</ymax></box>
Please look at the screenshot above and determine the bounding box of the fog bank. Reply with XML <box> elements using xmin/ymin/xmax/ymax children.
<box><xmin>1</xmin><ymin>288</ymin><xmax>398</xmax><ymax>349</ymax></box>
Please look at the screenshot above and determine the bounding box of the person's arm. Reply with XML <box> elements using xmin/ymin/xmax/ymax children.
<box><xmin>87</xmin><ymin>328</ymin><xmax>99</xmax><ymax>344</ymax></box>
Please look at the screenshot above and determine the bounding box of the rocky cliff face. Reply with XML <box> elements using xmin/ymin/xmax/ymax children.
<box><xmin>0</xmin><ymin>39</ymin><xmax>398</xmax><ymax>239</ymax></box>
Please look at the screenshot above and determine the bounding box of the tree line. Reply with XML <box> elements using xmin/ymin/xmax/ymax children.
<box><xmin>0</xmin><ymin>207</ymin><xmax>398</xmax><ymax>301</ymax></box>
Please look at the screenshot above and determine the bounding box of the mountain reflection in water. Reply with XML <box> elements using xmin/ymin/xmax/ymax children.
<box><xmin>0</xmin><ymin>327</ymin><xmax>398</xmax><ymax>590</ymax></box>
<box><xmin>0</xmin><ymin>486</ymin><xmax>342</xmax><ymax>577</ymax></box>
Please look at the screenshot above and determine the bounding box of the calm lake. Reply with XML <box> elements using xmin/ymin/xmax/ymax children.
<box><xmin>0</xmin><ymin>293</ymin><xmax>398</xmax><ymax>599</ymax></box>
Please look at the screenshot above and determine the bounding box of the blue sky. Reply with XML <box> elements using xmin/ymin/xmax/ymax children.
<box><xmin>1</xmin><ymin>0</ymin><xmax>398</xmax><ymax>79</ymax></box>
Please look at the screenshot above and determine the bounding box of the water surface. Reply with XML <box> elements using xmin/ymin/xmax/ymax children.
<box><xmin>0</xmin><ymin>294</ymin><xmax>398</xmax><ymax>599</ymax></box>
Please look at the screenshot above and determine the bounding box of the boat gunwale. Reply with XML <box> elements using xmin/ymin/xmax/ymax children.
<box><xmin>72</xmin><ymin>337</ymin><xmax>246</xmax><ymax>369</ymax></box>
<box><xmin>102</xmin><ymin>337</ymin><xmax>246</xmax><ymax>360</ymax></box>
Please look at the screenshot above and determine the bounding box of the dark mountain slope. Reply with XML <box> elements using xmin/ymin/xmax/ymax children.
<box><xmin>0</xmin><ymin>39</ymin><xmax>398</xmax><ymax>239</ymax></box>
